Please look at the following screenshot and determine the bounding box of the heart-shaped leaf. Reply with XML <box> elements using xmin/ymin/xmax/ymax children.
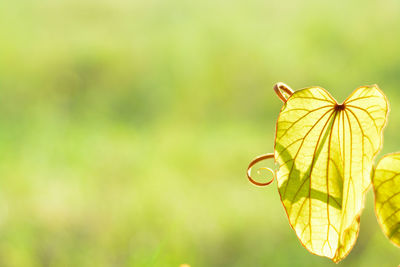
<box><xmin>274</xmin><ymin>85</ymin><xmax>388</xmax><ymax>262</ymax></box>
<box><xmin>373</xmin><ymin>153</ymin><xmax>400</xmax><ymax>247</ymax></box>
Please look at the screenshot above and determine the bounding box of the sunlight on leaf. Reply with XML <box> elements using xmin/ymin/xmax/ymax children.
<box><xmin>274</xmin><ymin>85</ymin><xmax>389</xmax><ymax>262</ymax></box>
<box><xmin>373</xmin><ymin>153</ymin><xmax>400</xmax><ymax>247</ymax></box>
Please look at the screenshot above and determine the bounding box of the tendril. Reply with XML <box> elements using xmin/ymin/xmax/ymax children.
<box><xmin>274</xmin><ymin>82</ymin><xmax>294</xmax><ymax>103</ymax></box>
<box><xmin>246</xmin><ymin>83</ymin><xmax>292</xmax><ymax>186</ymax></box>
<box><xmin>247</xmin><ymin>153</ymin><xmax>276</xmax><ymax>186</ymax></box>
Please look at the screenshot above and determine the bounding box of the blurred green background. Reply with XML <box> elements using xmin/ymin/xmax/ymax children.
<box><xmin>0</xmin><ymin>0</ymin><xmax>400</xmax><ymax>266</ymax></box>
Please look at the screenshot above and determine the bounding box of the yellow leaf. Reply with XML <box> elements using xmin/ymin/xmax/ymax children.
<box><xmin>274</xmin><ymin>85</ymin><xmax>389</xmax><ymax>262</ymax></box>
<box><xmin>373</xmin><ymin>153</ymin><xmax>400</xmax><ymax>247</ymax></box>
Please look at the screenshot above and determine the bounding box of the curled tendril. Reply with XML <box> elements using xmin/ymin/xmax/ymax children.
<box><xmin>247</xmin><ymin>83</ymin><xmax>294</xmax><ymax>186</ymax></box>
<box><xmin>247</xmin><ymin>153</ymin><xmax>276</xmax><ymax>186</ymax></box>
<box><xmin>274</xmin><ymin>82</ymin><xmax>294</xmax><ymax>103</ymax></box>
